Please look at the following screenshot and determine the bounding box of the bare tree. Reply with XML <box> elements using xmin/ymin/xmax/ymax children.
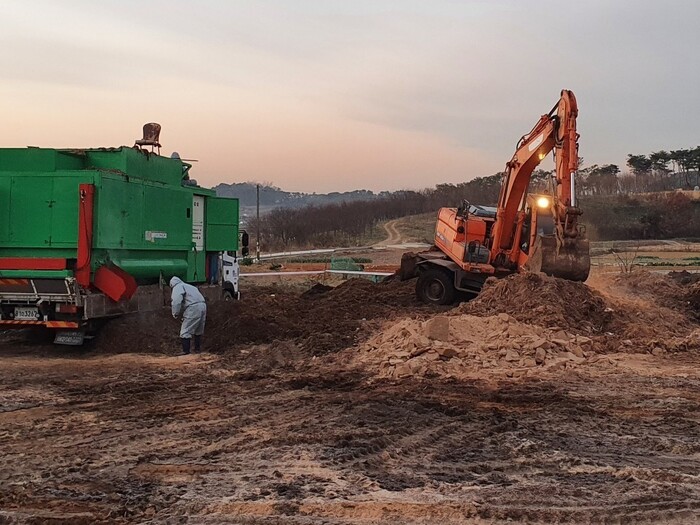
<box><xmin>611</xmin><ymin>242</ymin><xmax>641</xmax><ymax>273</ymax></box>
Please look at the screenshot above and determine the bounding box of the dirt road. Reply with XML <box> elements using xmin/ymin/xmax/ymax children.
<box><xmin>375</xmin><ymin>219</ymin><xmax>402</xmax><ymax>246</ymax></box>
<box><xmin>1</xmin><ymin>272</ymin><xmax>700</xmax><ymax>523</ymax></box>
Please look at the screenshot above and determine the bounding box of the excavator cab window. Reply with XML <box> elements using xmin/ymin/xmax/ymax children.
<box><xmin>522</xmin><ymin>206</ymin><xmax>555</xmax><ymax>255</ymax></box>
<box><xmin>536</xmin><ymin>212</ymin><xmax>555</xmax><ymax>236</ymax></box>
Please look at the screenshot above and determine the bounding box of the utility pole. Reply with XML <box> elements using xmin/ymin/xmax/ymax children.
<box><xmin>256</xmin><ymin>184</ymin><xmax>260</xmax><ymax>262</ymax></box>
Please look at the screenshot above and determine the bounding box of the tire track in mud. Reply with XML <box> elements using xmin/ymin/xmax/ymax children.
<box><xmin>2</xmin><ymin>350</ymin><xmax>700</xmax><ymax>523</ymax></box>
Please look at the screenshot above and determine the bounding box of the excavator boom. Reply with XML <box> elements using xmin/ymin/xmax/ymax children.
<box><xmin>491</xmin><ymin>89</ymin><xmax>590</xmax><ymax>281</ymax></box>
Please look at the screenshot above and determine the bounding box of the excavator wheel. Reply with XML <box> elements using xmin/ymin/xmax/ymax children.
<box><xmin>416</xmin><ymin>268</ymin><xmax>456</xmax><ymax>305</ymax></box>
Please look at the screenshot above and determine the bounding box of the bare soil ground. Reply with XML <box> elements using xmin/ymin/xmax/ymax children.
<box><xmin>1</xmin><ymin>269</ymin><xmax>700</xmax><ymax>524</ymax></box>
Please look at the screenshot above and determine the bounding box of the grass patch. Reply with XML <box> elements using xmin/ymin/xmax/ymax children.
<box><xmin>639</xmin><ymin>261</ymin><xmax>700</xmax><ymax>267</ymax></box>
<box><xmin>394</xmin><ymin>212</ymin><xmax>437</xmax><ymax>243</ymax></box>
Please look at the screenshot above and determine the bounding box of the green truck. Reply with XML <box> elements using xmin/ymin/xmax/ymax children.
<box><xmin>0</xmin><ymin>145</ymin><xmax>245</xmax><ymax>344</ymax></box>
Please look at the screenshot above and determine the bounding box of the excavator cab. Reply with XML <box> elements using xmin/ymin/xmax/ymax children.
<box><xmin>520</xmin><ymin>194</ymin><xmax>555</xmax><ymax>255</ymax></box>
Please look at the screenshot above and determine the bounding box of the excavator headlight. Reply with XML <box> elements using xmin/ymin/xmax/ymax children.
<box><xmin>536</xmin><ymin>196</ymin><xmax>550</xmax><ymax>209</ymax></box>
<box><xmin>538</xmin><ymin>152</ymin><xmax>546</xmax><ymax>161</ymax></box>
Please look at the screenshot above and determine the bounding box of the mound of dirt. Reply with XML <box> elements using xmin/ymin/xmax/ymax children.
<box><xmin>301</xmin><ymin>283</ymin><xmax>333</xmax><ymax>297</ymax></box>
<box><xmin>207</xmin><ymin>279</ymin><xmax>432</xmax><ymax>354</ymax></box>
<box><xmin>358</xmin><ymin>313</ymin><xmax>599</xmax><ymax>381</ymax></box>
<box><xmin>665</xmin><ymin>271</ymin><xmax>700</xmax><ymax>317</ymax></box>
<box><xmin>94</xmin><ymin>279</ymin><xmax>432</xmax><ymax>355</ymax></box>
<box><xmin>688</xmin><ymin>282</ymin><xmax>700</xmax><ymax>311</ymax></box>
<box><xmin>95</xmin><ymin>310</ymin><xmax>181</xmax><ymax>354</ymax></box>
<box><xmin>82</xmin><ymin>271</ymin><xmax>700</xmax><ymax>358</ymax></box>
<box><xmin>457</xmin><ymin>272</ymin><xmax>696</xmax><ymax>349</ymax></box>
<box><xmin>668</xmin><ymin>270</ymin><xmax>700</xmax><ymax>286</ymax></box>
<box><xmin>460</xmin><ymin>273</ymin><xmax>612</xmax><ymax>335</ymax></box>
<box><xmin>354</xmin><ymin>271</ymin><xmax>700</xmax><ymax>382</ymax></box>
<box><xmin>614</xmin><ymin>270</ymin><xmax>683</xmax><ymax>303</ymax></box>
<box><xmin>622</xmin><ymin>269</ymin><xmax>700</xmax><ymax>316</ymax></box>
<box><xmin>611</xmin><ymin>270</ymin><xmax>700</xmax><ymax>328</ymax></box>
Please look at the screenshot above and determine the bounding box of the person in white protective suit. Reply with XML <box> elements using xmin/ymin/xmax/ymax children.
<box><xmin>170</xmin><ymin>276</ymin><xmax>207</xmax><ymax>355</ymax></box>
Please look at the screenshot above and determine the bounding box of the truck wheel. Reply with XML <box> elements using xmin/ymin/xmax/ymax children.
<box><xmin>416</xmin><ymin>268</ymin><xmax>456</xmax><ymax>305</ymax></box>
<box><xmin>224</xmin><ymin>290</ymin><xmax>241</xmax><ymax>301</ymax></box>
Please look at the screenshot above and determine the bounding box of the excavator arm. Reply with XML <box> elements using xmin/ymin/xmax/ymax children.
<box><xmin>490</xmin><ymin>89</ymin><xmax>589</xmax><ymax>280</ymax></box>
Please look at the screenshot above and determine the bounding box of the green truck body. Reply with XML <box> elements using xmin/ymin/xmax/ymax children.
<box><xmin>0</xmin><ymin>147</ymin><xmax>238</xmax><ymax>281</ymax></box>
<box><xmin>0</xmin><ymin>146</ymin><xmax>242</xmax><ymax>342</ymax></box>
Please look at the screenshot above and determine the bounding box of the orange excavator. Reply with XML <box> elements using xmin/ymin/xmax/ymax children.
<box><xmin>399</xmin><ymin>89</ymin><xmax>590</xmax><ymax>304</ymax></box>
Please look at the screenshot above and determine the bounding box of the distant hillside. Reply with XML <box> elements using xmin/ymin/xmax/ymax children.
<box><xmin>213</xmin><ymin>182</ymin><xmax>379</xmax><ymax>209</ymax></box>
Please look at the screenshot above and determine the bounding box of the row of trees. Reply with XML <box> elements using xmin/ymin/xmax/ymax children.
<box><xmin>248</xmin><ymin>174</ymin><xmax>504</xmax><ymax>250</ymax></box>
<box><xmin>531</xmin><ymin>164</ymin><xmax>625</xmax><ymax>196</ymax></box>
<box><xmin>250</xmin><ymin>179</ymin><xmax>700</xmax><ymax>250</ymax></box>
<box><xmin>626</xmin><ymin>147</ymin><xmax>700</xmax><ymax>191</ymax></box>
<box><xmin>627</xmin><ymin>148</ymin><xmax>700</xmax><ymax>179</ymax></box>
<box><xmin>245</xmin><ymin>145</ymin><xmax>700</xmax><ymax>249</ymax></box>
<box><xmin>526</xmin><ymin>147</ymin><xmax>700</xmax><ymax>197</ymax></box>
<box><xmin>584</xmin><ymin>192</ymin><xmax>700</xmax><ymax>241</ymax></box>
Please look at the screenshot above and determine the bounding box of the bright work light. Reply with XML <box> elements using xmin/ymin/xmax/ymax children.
<box><xmin>536</xmin><ymin>196</ymin><xmax>550</xmax><ymax>208</ymax></box>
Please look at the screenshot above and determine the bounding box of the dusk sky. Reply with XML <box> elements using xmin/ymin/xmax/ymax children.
<box><xmin>2</xmin><ymin>1</ymin><xmax>698</xmax><ymax>192</ymax></box>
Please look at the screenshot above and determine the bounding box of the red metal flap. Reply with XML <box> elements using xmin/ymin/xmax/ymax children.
<box><xmin>0</xmin><ymin>258</ymin><xmax>67</xmax><ymax>270</ymax></box>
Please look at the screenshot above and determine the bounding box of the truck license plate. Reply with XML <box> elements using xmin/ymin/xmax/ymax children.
<box><xmin>54</xmin><ymin>330</ymin><xmax>84</xmax><ymax>346</ymax></box>
<box><xmin>14</xmin><ymin>307</ymin><xmax>39</xmax><ymax>320</ymax></box>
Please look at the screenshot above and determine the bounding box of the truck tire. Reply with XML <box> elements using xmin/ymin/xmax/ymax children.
<box><xmin>223</xmin><ymin>289</ymin><xmax>241</xmax><ymax>301</ymax></box>
<box><xmin>416</xmin><ymin>268</ymin><xmax>456</xmax><ymax>305</ymax></box>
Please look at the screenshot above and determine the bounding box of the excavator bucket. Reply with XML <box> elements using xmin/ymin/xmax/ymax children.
<box><xmin>527</xmin><ymin>235</ymin><xmax>590</xmax><ymax>282</ymax></box>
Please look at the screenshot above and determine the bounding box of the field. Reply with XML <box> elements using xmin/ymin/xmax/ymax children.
<box><xmin>1</xmin><ymin>253</ymin><xmax>700</xmax><ymax>523</ymax></box>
